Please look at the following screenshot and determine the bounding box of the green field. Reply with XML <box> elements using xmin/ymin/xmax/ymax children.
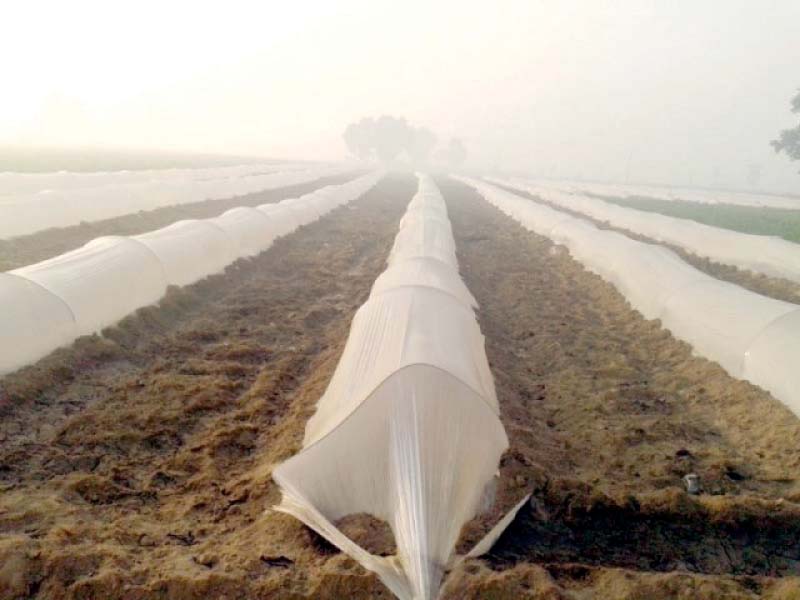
<box><xmin>598</xmin><ymin>194</ymin><xmax>800</xmax><ymax>244</ymax></box>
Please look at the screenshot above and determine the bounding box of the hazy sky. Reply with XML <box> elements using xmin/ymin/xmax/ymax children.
<box><xmin>2</xmin><ymin>0</ymin><xmax>799</xmax><ymax>191</ymax></box>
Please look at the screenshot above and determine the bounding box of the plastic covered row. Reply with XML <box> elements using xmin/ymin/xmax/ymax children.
<box><xmin>0</xmin><ymin>172</ymin><xmax>383</xmax><ymax>375</ymax></box>
<box><xmin>459</xmin><ymin>177</ymin><xmax>800</xmax><ymax>417</ymax></box>
<box><xmin>0</xmin><ymin>162</ymin><xmax>315</xmax><ymax>196</ymax></box>
<box><xmin>490</xmin><ymin>177</ymin><xmax>800</xmax><ymax>285</ymax></box>
<box><xmin>0</xmin><ymin>163</ymin><xmax>355</xmax><ymax>239</ymax></box>
<box><xmin>272</xmin><ymin>174</ymin><xmax>526</xmax><ymax>600</ymax></box>
<box><xmin>517</xmin><ymin>178</ymin><xmax>800</xmax><ymax>210</ymax></box>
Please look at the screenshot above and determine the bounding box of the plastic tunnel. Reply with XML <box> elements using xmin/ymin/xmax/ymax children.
<box><xmin>547</xmin><ymin>178</ymin><xmax>800</xmax><ymax>210</ymax></box>
<box><xmin>210</xmin><ymin>207</ymin><xmax>278</xmax><ymax>258</ymax></box>
<box><xmin>0</xmin><ymin>172</ymin><xmax>383</xmax><ymax>376</ymax></box>
<box><xmin>490</xmin><ymin>177</ymin><xmax>800</xmax><ymax>285</ymax></box>
<box><xmin>0</xmin><ymin>164</ymin><xmax>353</xmax><ymax>240</ymax></box>
<box><xmin>134</xmin><ymin>220</ymin><xmax>238</xmax><ymax>287</ymax></box>
<box><xmin>0</xmin><ymin>273</ymin><xmax>78</xmax><ymax>374</ymax></box>
<box><xmin>459</xmin><ymin>176</ymin><xmax>800</xmax><ymax>417</ymax></box>
<box><xmin>11</xmin><ymin>236</ymin><xmax>169</xmax><ymax>337</ymax></box>
<box><xmin>272</xmin><ymin>174</ymin><xmax>526</xmax><ymax>600</ymax></box>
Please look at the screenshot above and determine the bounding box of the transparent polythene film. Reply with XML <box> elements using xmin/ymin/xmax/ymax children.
<box><xmin>0</xmin><ymin>164</ymin><xmax>353</xmax><ymax>240</ymax></box>
<box><xmin>490</xmin><ymin>177</ymin><xmax>800</xmax><ymax>285</ymax></box>
<box><xmin>505</xmin><ymin>177</ymin><xmax>800</xmax><ymax>210</ymax></box>
<box><xmin>0</xmin><ymin>172</ymin><xmax>383</xmax><ymax>376</ymax></box>
<box><xmin>272</xmin><ymin>174</ymin><xmax>526</xmax><ymax>600</ymax></box>
<box><xmin>459</xmin><ymin>176</ymin><xmax>800</xmax><ymax>420</ymax></box>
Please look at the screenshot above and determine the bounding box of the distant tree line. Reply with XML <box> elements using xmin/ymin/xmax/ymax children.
<box><xmin>772</xmin><ymin>89</ymin><xmax>800</xmax><ymax>168</ymax></box>
<box><xmin>343</xmin><ymin>115</ymin><xmax>467</xmax><ymax>168</ymax></box>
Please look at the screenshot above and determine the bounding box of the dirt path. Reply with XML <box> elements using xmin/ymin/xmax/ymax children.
<box><xmin>0</xmin><ymin>174</ymin><xmax>413</xmax><ymax>599</ymax></box>
<box><xmin>493</xmin><ymin>182</ymin><xmax>800</xmax><ymax>305</ymax></box>
<box><xmin>0</xmin><ymin>171</ymin><xmax>363</xmax><ymax>271</ymax></box>
<box><xmin>438</xmin><ymin>177</ymin><xmax>800</xmax><ymax>599</ymax></box>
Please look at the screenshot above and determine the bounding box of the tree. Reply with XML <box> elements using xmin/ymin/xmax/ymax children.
<box><xmin>342</xmin><ymin>116</ymin><xmax>439</xmax><ymax>166</ymax></box>
<box><xmin>343</xmin><ymin>118</ymin><xmax>376</xmax><ymax>160</ymax></box>
<box><xmin>371</xmin><ymin>115</ymin><xmax>414</xmax><ymax>163</ymax></box>
<box><xmin>342</xmin><ymin>116</ymin><xmax>466</xmax><ymax>168</ymax></box>
<box><xmin>771</xmin><ymin>89</ymin><xmax>800</xmax><ymax>165</ymax></box>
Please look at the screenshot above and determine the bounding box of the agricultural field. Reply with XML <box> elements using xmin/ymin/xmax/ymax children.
<box><xmin>598</xmin><ymin>194</ymin><xmax>800</xmax><ymax>244</ymax></box>
<box><xmin>4</xmin><ymin>2</ymin><xmax>800</xmax><ymax>598</ymax></box>
<box><xmin>2</xmin><ymin>173</ymin><xmax>800</xmax><ymax>599</ymax></box>
<box><xmin>0</xmin><ymin>171</ymin><xmax>360</xmax><ymax>272</ymax></box>
<box><xmin>491</xmin><ymin>181</ymin><xmax>800</xmax><ymax>306</ymax></box>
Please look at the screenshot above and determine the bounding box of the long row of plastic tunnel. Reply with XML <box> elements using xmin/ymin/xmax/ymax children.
<box><xmin>488</xmin><ymin>176</ymin><xmax>800</xmax><ymax>284</ymax></box>
<box><xmin>272</xmin><ymin>174</ymin><xmax>527</xmax><ymax>600</ymax></box>
<box><xmin>0</xmin><ymin>172</ymin><xmax>382</xmax><ymax>376</ymax></box>
<box><xmin>0</xmin><ymin>163</ymin><xmax>350</xmax><ymax>239</ymax></box>
<box><xmin>523</xmin><ymin>178</ymin><xmax>800</xmax><ymax>210</ymax></box>
<box><xmin>0</xmin><ymin>162</ymin><xmax>310</xmax><ymax>195</ymax></box>
<box><xmin>458</xmin><ymin>176</ymin><xmax>800</xmax><ymax>419</ymax></box>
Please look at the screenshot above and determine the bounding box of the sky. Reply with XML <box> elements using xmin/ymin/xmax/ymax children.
<box><xmin>1</xmin><ymin>0</ymin><xmax>799</xmax><ymax>191</ymax></box>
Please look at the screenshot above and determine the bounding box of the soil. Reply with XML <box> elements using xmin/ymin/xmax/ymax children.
<box><xmin>2</xmin><ymin>172</ymin><xmax>800</xmax><ymax>599</ymax></box>
<box><xmin>491</xmin><ymin>181</ymin><xmax>800</xmax><ymax>305</ymax></box>
<box><xmin>0</xmin><ymin>171</ymin><xmax>362</xmax><ymax>271</ymax></box>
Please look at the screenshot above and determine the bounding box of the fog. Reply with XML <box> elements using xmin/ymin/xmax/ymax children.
<box><xmin>2</xmin><ymin>0</ymin><xmax>799</xmax><ymax>192</ymax></box>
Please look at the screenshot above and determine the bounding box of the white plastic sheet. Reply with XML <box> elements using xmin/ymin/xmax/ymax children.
<box><xmin>659</xmin><ymin>279</ymin><xmax>796</xmax><ymax>377</ymax></box>
<box><xmin>134</xmin><ymin>220</ymin><xmax>238</xmax><ymax>287</ymax></box>
<box><xmin>744</xmin><ymin>309</ymin><xmax>800</xmax><ymax>414</ymax></box>
<box><xmin>389</xmin><ymin>219</ymin><xmax>458</xmax><ymax>268</ymax></box>
<box><xmin>371</xmin><ymin>258</ymin><xmax>477</xmax><ymax>308</ymax></box>
<box><xmin>0</xmin><ymin>163</ymin><xmax>353</xmax><ymax>239</ymax></box>
<box><xmin>0</xmin><ymin>274</ymin><xmax>77</xmax><ymax>374</ymax></box>
<box><xmin>1</xmin><ymin>172</ymin><xmax>383</xmax><ymax>375</ymax></box>
<box><xmin>513</xmin><ymin>178</ymin><xmax>800</xmax><ymax>209</ymax></box>
<box><xmin>0</xmin><ymin>162</ymin><xmax>306</xmax><ymax>196</ymax></box>
<box><xmin>272</xmin><ymin>174</ymin><xmax>522</xmax><ymax>600</ymax></box>
<box><xmin>256</xmin><ymin>203</ymin><xmax>303</xmax><ymax>237</ymax></box>
<box><xmin>490</xmin><ymin>177</ymin><xmax>800</xmax><ymax>285</ymax></box>
<box><xmin>459</xmin><ymin>177</ymin><xmax>800</xmax><ymax>418</ymax></box>
<box><xmin>210</xmin><ymin>207</ymin><xmax>278</xmax><ymax>258</ymax></box>
<box><xmin>11</xmin><ymin>236</ymin><xmax>169</xmax><ymax>337</ymax></box>
<box><xmin>301</xmin><ymin>286</ymin><xmax>497</xmax><ymax>446</ymax></box>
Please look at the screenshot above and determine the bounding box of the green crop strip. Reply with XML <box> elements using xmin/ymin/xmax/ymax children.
<box><xmin>597</xmin><ymin>194</ymin><xmax>800</xmax><ymax>244</ymax></box>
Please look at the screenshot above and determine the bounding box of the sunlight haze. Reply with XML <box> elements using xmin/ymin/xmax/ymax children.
<box><xmin>2</xmin><ymin>0</ymin><xmax>799</xmax><ymax>191</ymax></box>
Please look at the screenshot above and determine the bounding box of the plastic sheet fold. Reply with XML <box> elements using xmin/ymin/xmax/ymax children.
<box><xmin>272</xmin><ymin>174</ymin><xmax>522</xmax><ymax>600</ymax></box>
<box><xmin>460</xmin><ymin>177</ymin><xmax>800</xmax><ymax>417</ymax></box>
<box><xmin>0</xmin><ymin>172</ymin><xmax>382</xmax><ymax>375</ymax></box>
